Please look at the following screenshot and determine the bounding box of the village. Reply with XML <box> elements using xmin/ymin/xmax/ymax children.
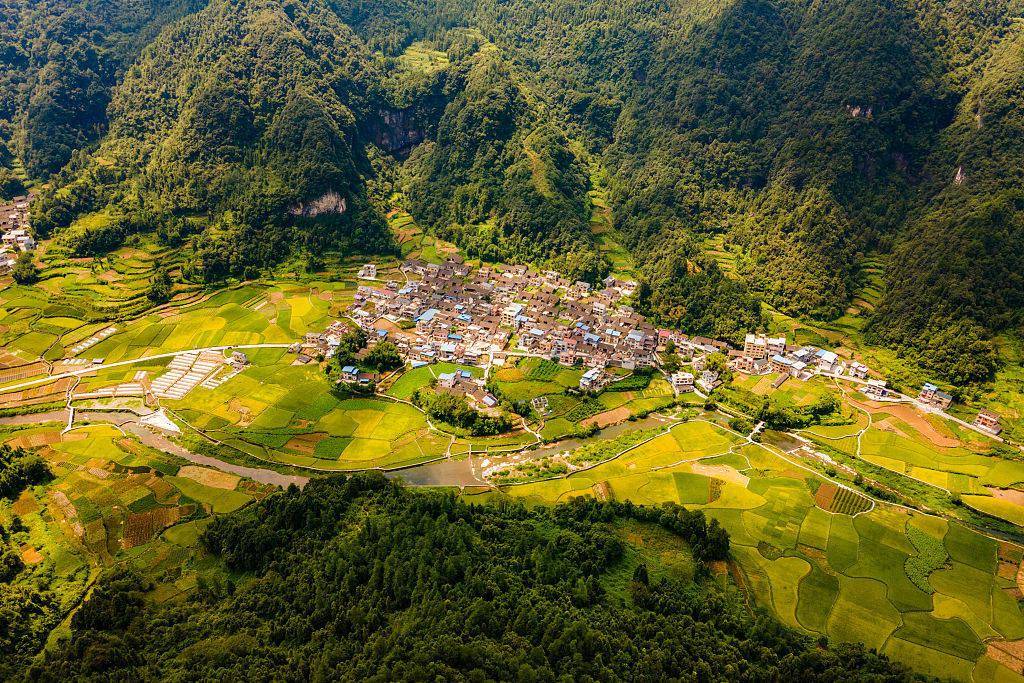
<box><xmin>299</xmin><ymin>257</ymin><xmax>1005</xmax><ymax>438</ymax></box>
<box><xmin>0</xmin><ymin>193</ymin><xmax>36</xmax><ymax>272</ymax></box>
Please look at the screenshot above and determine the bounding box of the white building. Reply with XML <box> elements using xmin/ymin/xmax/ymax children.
<box><xmin>580</xmin><ymin>367</ymin><xmax>605</xmax><ymax>391</ymax></box>
<box><xmin>670</xmin><ymin>371</ymin><xmax>694</xmax><ymax>394</ymax></box>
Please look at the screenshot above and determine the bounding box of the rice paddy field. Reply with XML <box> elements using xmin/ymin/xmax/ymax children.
<box><xmin>168</xmin><ymin>359</ymin><xmax>452</xmax><ymax>471</ymax></box>
<box><xmin>0</xmin><ymin>421</ymin><xmax>273</xmax><ymax>638</ymax></box>
<box><xmin>0</xmin><ymin>237</ymin><xmax>200</xmax><ymax>363</ymax></box>
<box><xmin>491</xmin><ymin>357</ymin><xmax>675</xmax><ymax>441</ymax></box>
<box><xmin>469</xmin><ymin>417</ymin><xmax>1024</xmax><ymax>681</ymax></box>
<box><xmin>800</xmin><ymin>391</ymin><xmax>1024</xmax><ymax>529</ymax></box>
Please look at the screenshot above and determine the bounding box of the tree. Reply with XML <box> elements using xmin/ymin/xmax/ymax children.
<box><xmin>146</xmin><ymin>266</ymin><xmax>173</xmax><ymax>304</ymax></box>
<box><xmin>364</xmin><ymin>341</ymin><xmax>403</xmax><ymax>372</ymax></box>
<box><xmin>662</xmin><ymin>353</ymin><xmax>681</xmax><ymax>373</ymax></box>
<box><xmin>11</xmin><ymin>253</ymin><xmax>38</xmax><ymax>285</ymax></box>
<box><xmin>0</xmin><ymin>169</ymin><xmax>25</xmax><ymax>201</ymax></box>
<box><xmin>332</xmin><ymin>328</ymin><xmax>367</xmax><ymax>370</ymax></box>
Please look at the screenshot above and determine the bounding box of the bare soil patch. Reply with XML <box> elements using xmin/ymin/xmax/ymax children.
<box><xmin>228</xmin><ymin>398</ymin><xmax>254</xmax><ymax>426</ymax></box>
<box><xmin>988</xmin><ymin>487</ymin><xmax>1024</xmax><ymax>506</ymax></box>
<box><xmin>6</xmin><ymin>430</ymin><xmax>62</xmax><ymax>449</ymax></box>
<box><xmin>284</xmin><ymin>432</ymin><xmax>326</xmax><ymax>455</ymax></box>
<box><xmin>592</xmin><ymin>481</ymin><xmax>611</xmax><ymax>501</ymax></box>
<box><xmin>581</xmin><ymin>406</ymin><xmax>631</xmax><ymax>429</ymax></box>
<box><xmin>814</xmin><ymin>482</ymin><xmax>839</xmax><ymax>510</ymax></box>
<box><xmin>692</xmin><ymin>462</ymin><xmax>749</xmax><ymax>487</ymax></box>
<box><xmin>987</xmin><ymin>640</ymin><xmax>1024</xmax><ymax>674</ymax></box>
<box><xmin>848</xmin><ymin>396</ymin><xmax>961</xmax><ymax>448</ymax></box>
<box><xmin>873</xmin><ymin>417</ymin><xmax>912</xmax><ymax>440</ymax></box>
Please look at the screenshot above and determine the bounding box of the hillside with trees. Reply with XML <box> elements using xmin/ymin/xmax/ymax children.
<box><xmin>0</xmin><ymin>0</ymin><xmax>202</xmax><ymax>178</ymax></box>
<box><xmin>4</xmin><ymin>0</ymin><xmax>1023</xmax><ymax>379</ymax></box>
<box><xmin>30</xmin><ymin>473</ymin><xmax>915</xmax><ymax>680</ymax></box>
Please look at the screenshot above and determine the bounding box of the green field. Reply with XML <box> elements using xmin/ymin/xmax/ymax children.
<box><xmin>0</xmin><ymin>421</ymin><xmax>273</xmax><ymax>652</ymax></box>
<box><xmin>169</xmin><ymin>360</ymin><xmax>447</xmax><ymax>470</ymax></box>
<box><xmin>470</xmin><ymin>415</ymin><xmax>1024</xmax><ymax>681</ymax></box>
<box><xmin>799</xmin><ymin>390</ymin><xmax>1024</xmax><ymax>523</ymax></box>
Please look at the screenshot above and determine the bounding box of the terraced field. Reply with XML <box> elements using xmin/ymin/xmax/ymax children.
<box><xmin>587</xmin><ymin>185</ymin><xmax>635</xmax><ymax>279</ymax></box>
<box><xmin>801</xmin><ymin>393</ymin><xmax>1024</xmax><ymax>528</ymax></box>
<box><xmin>470</xmin><ymin>417</ymin><xmax>1024</xmax><ymax>681</ymax></box>
<box><xmin>169</xmin><ymin>360</ymin><xmax>449</xmax><ymax>471</ymax></box>
<box><xmin>0</xmin><ymin>422</ymin><xmax>272</xmax><ymax>622</ymax></box>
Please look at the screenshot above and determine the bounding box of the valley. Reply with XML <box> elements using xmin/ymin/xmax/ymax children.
<box><xmin>1</xmin><ymin>0</ymin><xmax>1023</xmax><ymax>679</ymax></box>
<box><xmin>2</xmin><ymin>222</ymin><xmax>1024</xmax><ymax>679</ymax></box>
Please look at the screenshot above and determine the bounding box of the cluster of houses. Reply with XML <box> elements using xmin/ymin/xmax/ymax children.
<box><xmin>0</xmin><ymin>195</ymin><xmax>35</xmax><ymax>273</ymax></box>
<box><xmin>298</xmin><ymin>258</ymin><xmax>1007</xmax><ymax>435</ymax></box>
<box><xmin>343</xmin><ymin>258</ymin><xmax>663</xmax><ymax>372</ymax></box>
<box><xmin>728</xmin><ymin>333</ymin><xmax>861</xmax><ymax>382</ymax></box>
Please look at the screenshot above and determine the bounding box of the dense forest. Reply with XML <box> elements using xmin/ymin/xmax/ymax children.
<box><xmin>0</xmin><ymin>0</ymin><xmax>202</xmax><ymax>180</ymax></box>
<box><xmin>338</xmin><ymin>0</ymin><xmax>1024</xmax><ymax>375</ymax></box>
<box><xmin>2</xmin><ymin>0</ymin><xmax>1022</xmax><ymax>379</ymax></box>
<box><xmin>28</xmin><ymin>473</ymin><xmax>918</xmax><ymax>680</ymax></box>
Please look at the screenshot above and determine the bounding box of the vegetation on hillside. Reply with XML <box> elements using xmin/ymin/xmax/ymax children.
<box><xmin>4</xmin><ymin>0</ymin><xmax>1023</xmax><ymax>382</ymax></box>
<box><xmin>31</xmin><ymin>474</ymin><xmax>915</xmax><ymax>680</ymax></box>
<box><xmin>0</xmin><ymin>0</ymin><xmax>202</xmax><ymax>178</ymax></box>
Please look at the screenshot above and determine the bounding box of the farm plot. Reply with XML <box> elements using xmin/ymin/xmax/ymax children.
<box><xmin>387</xmin><ymin>363</ymin><xmax>482</xmax><ymax>400</ymax></box>
<box><xmin>170</xmin><ymin>361</ymin><xmax>443</xmax><ymax>470</ymax></box>
<box><xmin>0</xmin><ymin>423</ymin><xmax>270</xmax><ymax>583</ymax></box>
<box><xmin>493</xmin><ymin>359</ymin><xmax>673</xmax><ymax>439</ymax></box>
<box><xmin>72</xmin><ymin>281</ymin><xmax>351</xmax><ymax>365</ymax></box>
<box><xmin>802</xmin><ymin>395</ymin><xmax>1024</xmax><ymax>508</ymax></box>
<box><xmin>472</xmin><ymin>414</ymin><xmax>1024</xmax><ymax>681</ymax></box>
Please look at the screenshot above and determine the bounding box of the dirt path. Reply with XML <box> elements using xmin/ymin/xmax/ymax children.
<box><xmin>0</xmin><ymin>343</ymin><xmax>294</xmax><ymax>395</ymax></box>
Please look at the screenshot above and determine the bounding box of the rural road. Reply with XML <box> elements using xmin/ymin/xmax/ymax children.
<box><xmin>0</xmin><ymin>343</ymin><xmax>294</xmax><ymax>395</ymax></box>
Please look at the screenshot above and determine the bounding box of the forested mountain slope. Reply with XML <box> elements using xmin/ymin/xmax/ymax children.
<box><xmin>7</xmin><ymin>0</ymin><xmax>1024</xmax><ymax>381</ymax></box>
<box><xmin>341</xmin><ymin>0</ymin><xmax>1022</xmax><ymax>380</ymax></box>
<box><xmin>30</xmin><ymin>0</ymin><xmax>397</xmax><ymax>279</ymax></box>
<box><xmin>404</xmin><ymin>49</ymin><xmax>601</xmax><ymax>281</ymax></box>
<box><xmin>0</xmin><ymin>0</ymin><xmax>202</xmax><ymax>180</ymax></box>
<box><xmin>868</xmin><ymin>26</ymin><xmax>1024</xmax><ymax>383</ymax></box>
<box><xmin>29</xmin><ymin>474</ymin><xmax>915</xmax><ymax>681</ymax></box>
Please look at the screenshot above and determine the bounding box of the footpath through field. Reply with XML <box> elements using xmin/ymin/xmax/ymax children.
<box><xmin>0</xmin><ymin>343</ymin><xmax>294</xmax><ymax>395</ymax></box>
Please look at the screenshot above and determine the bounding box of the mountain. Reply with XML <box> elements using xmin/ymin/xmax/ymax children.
<box><xmin>9</xmin><ymin>0</ymin><xmax>1024</xmax><ymax>379</ymax></box>
<box><xmin>866</xmin><ymin>26</ymin><xmax>1024</xmax><ymax>383</ymax></box>
<box><xmin>404</xmin><ymin>47</ymin><xmax>601</xmax><ymax>280</ymax></box>
<box><xmin>0</xmin><ymin>0</ymin><xmax>203</xmax><ymax>179</ymax></box>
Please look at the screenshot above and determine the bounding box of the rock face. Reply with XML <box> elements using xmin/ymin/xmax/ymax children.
<box><xmin>374</xmin><ymin>108</ymin><xmax>426</xmax><ymax>156</ymax></box>
<box><xmin>954</xmin><ymin>166</ymin><xmax>966</xmax><ymax>185</ymax></box>
<box><xmin>289</xmin><ymin>191</ymin><xmax>347</xmax><ymax>218</ymax></box>
<box><xmin>846</xmin><ymin>104</ymin><xmax>874</xmax><ymax>119</ymax></box>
